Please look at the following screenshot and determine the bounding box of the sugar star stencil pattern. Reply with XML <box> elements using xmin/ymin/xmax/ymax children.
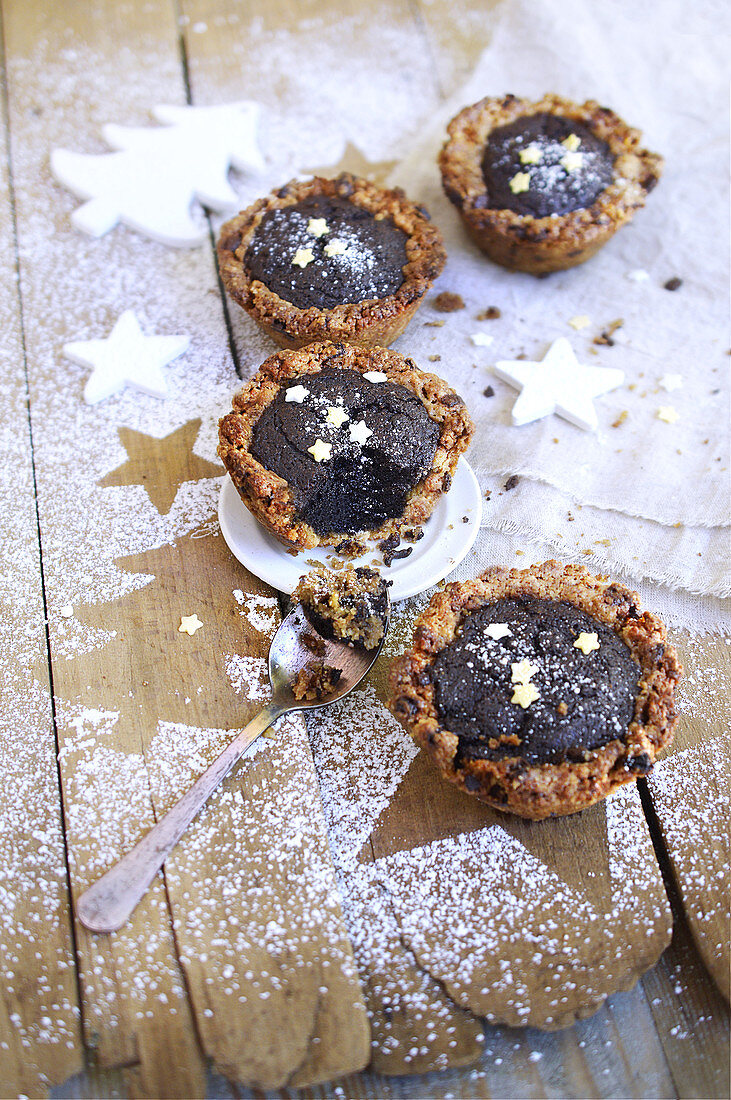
<box><xmin>63</xmin><ymin>310</ymin><xmax>190</xmax><ymax>404</ymax></box>
<box><xmin>494</xmin><ymin>336</ymin><xmax>624</xmax><ymax>431</ymax></box>
<box><xmin>99</xmin><ymin>420</ymin><xmax>223</xmax><ymax>514</ymax></box>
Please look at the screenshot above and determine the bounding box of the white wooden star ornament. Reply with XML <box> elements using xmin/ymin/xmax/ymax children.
<box><xmin>493</xmin><ymin>337</ymin><xmax>624</xmax><ymax>431</ymax></box>
<box><xmin>63</xmin><ymin>310</ymin><xmax>190</xmax><ymax>404</ymax></box>
<box><xmin>51</xmin><ymin>102</ymin><xmax>265</xmax><ymax>247</ymax></box>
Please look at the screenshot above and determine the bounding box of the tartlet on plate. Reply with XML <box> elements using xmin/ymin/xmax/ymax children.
<box><xmin>439</xmin><ymin>93</ymin><xmax>663</xmax><ymax>274</ymax></box>
<box><xmin>217</xmin><ymin>173</ymin><xmax>446</xmax><ymax>349</ymax></box>
<box><xmin>389</xmin><ymin>561</ymin><xmax>681</xmax><ymax>820</ymax></box>
<box><xmin>218</xmin><ymin>341</ymin><xmax>473</xmax><ymax>552</ymax></box>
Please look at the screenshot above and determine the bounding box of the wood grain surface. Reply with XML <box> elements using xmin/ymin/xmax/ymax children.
<box><xmin>0</xmin><ymin>0</ymin><xmax>728</xmax><ymax>1097</ymax></box>
<box><xmin>0</xmin><ymin>22</ymin><xmax>83</xmax><ymax>1095</ymax></box>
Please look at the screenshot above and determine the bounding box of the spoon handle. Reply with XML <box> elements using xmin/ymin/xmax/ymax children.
<box><xmin>76</xmin><ymin>702</ymin><xmax>286</xmax><ymax>934</ymax></box>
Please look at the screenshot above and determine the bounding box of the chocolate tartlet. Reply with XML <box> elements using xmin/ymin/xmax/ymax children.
<box><xmin>439</xmin><ymin>94</ymin><xmax>663</xmax><ymax>274</ymax></box>
<box><xmin>217</xmin><ymin>174</ymin><xmax>446</xmax><ymax>349</ymax></box>
<box><xmin>389</xmin><ymin>562</ymin><xmax>680</xmax><ymax>819</ymax></box>
<box><xmin>218</xmin><ymin>342</ymin><xmax>474</xmax><ymax>551</ymax></box>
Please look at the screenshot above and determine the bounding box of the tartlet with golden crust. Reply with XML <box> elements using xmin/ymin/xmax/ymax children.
<box><xmin>218</xmin><ymin>341</ymin><xmax>474</xmax><ymax>552</ymax></box>
<box><xmin>217</xmin><ymin>173</ymin><xmax>446</xmax><ymax>350</ymax></box>
<box><xmin>439</xmin><ymin>93</ymin><xmax>663</xmax><ymax>275</ymax></box>
<box><xmin>388</xmin><ymin>561</ymin><xmax>681</xmax><ymax>820</ymax></box>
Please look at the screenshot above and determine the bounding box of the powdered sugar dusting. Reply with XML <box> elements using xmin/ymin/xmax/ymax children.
<box><xmin>225</xmin><ymin>654</ymin><xmax>270</xmax><ymax>701</ymax></box>
<box><xmin>373</xmin><ymin>827</ymin><xmax>610</xmax><ymax>1026</ymax></box>
<box><xmin>338</xmin><ymin>862</ymin><xmax>482</xmax><ymax>1071</ymax></box>
<box><xmin>648</xmin><ymin>740</ymin><xmax>730</xmax><ymax>963</ymax></box>
<box><xmin>233</xmin><ymin>589</ymin><xmax>279</xmax><ymax>636</ymax></box>
<box><xmin>307</xmin><ymin>684</ymin><xmax>419</xmax><ymax>872</ymax></box>
<box><xmin>153</xmin><ymin>710</ymin><xmax>368</xmax><ymax>1055</ymax></box>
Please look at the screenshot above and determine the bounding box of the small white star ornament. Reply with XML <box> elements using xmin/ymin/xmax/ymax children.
<box><xmin>63</xmin><ymin>310</ymin><xmax>190</xmax><ymax>404</ymax></box>
<box><xmin>493</xmin><ymin>337</ymin><xmax>624</xmax><ymax>432</ymax></box>
<box><xmin>51</xmin><ymin>102</ymin><xmax>265</xmax><ymax>247</ymax></box>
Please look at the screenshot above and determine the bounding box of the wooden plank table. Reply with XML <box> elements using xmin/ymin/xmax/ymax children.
<box><xmin>0</xmin><ymin>1</ymin><xmax>728</xmax><ymax>1097</ymax></box>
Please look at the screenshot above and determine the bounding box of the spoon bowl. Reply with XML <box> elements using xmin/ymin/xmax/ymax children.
<box><xmin>76</xmin><ymin>586</ymin><xmax>390</xmax><ymax>934</ymax></box>
<box><xmin>268</xmin><ymin>596</ymin><xmax>390</xmax><ymax>711</ymax></box>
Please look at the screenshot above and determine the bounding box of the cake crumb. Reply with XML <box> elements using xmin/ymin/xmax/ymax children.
<box><xmin>433</xmin><ymin>291</ymin><xmax>464</xmax><ymax>312</ymax></box>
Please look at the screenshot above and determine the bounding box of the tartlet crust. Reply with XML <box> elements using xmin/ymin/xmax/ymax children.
<box><xmin>218</xmin><ymin>341</ymin><xmax>474</xmax><ymax>552</ymax></box>
<box><xmin>388</xmin><ymin>561</ymin><xmax>681</xmax><ymax>820</ymax></box>
<box><xmin>438</xmin><ymin>93</ymin><xmax>663</xmax><ymax>275</ymax></box>
<box><xmin>217</xmin><ymin>173</ymin><xmax>446</xmax><ymax>349</ymax></box>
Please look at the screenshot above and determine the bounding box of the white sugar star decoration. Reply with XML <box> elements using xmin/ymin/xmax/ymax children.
<box><xmin>511</xmin><ymin>658</ymin><xmax>538</xmax><ymax>685</ymax></box>
<box><xmin>485</xmin><ymin>623</ymin><xmax>512</xmax><ymax>640</ymax></box>
<box><xmin>307</xmin><ymin>217</ymin><xmax>329</xmax><ymax>237</ymax></box>
<box><xmin>292</xmin><ymin>247</ymin><xmax>314</xmax><ymax>268</ymax></box>
<box><xmin>574</xmin><ymin>631</ymin><xmax>600</xmax><ymax>654</ymax></box>
<box><xmin>308</xmin><ymin>438</ymin><xmax>332</xmax><ymax>462</ymax></box>
<box><xmin>285</xmin><ymin>384</ymin><xmax>309</xmax><ymax>403</ymax></box>
<box><xmin>179</xmin><ymin>613</ymin><xmax>203</xmax><ymax>636</ymax></box>
<box><xmin>63</xmin><ymin>309</ymin><xmax>190</xmax><ymax>404</ymax></box>
<box><xmin>511</xmin><ymin>682</ymin><xmax>540</xmax><ymax>708</ymax></box>
<box><xmin>349</xmin><ymin>419</ymin><xmax>373</xmax><ymax>446</ymax></box>
<box><xmin>363</xmin><ymin>370</ymin><xmax>388</xmax><ymax>383</ymax></box>
<box><xmin>493</xmin><ymin>337</ymin><xmax>624</xmax><ymax>431</ymax></box>
<box><xmin>324</xmin><ymin>238</ymin><xmax>347</xmax><ymax>257</ymax></box>
<box><xmin>326</xmin><ymin>405</ymin><xmax>349</xmax><ymax>428</ymax></box>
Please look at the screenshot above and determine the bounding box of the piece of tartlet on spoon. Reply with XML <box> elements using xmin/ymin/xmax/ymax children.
<box><xmin>77</xmin><ymin>567</ymin><xmax>390</xmax><ymax>934</ymax></box>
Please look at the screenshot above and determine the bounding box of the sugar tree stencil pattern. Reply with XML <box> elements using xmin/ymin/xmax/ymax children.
<box><xmin>51</xmin><ymin>102</ymin><xmax>265</xmax><ymax>246</ymax></box>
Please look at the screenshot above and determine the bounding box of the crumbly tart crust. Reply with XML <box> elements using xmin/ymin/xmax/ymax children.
<box><xmin>217</xmin><ymin>173</ymin><xmax>446</xmax><ymax>349</ymax></box>
<box><xmin>218</xmin><ymin>341</ymin><xmax>474</xmax><ymax>551</ymax></box>
<box><xmin>439</xmin><ymin>93</ymin><xmax>663</xmax><ymax>274</ymax></box>
<box><xmin>389</xmin><ymin>561</ymin><xmax>681</xmax><ymax>820</ymax></box>
<box><xmin>293</xmin><ymin>566</ymin><xmax>389</xmax><ymax>650</ymax></box>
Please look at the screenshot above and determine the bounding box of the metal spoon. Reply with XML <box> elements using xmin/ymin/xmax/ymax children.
<box><xmin>76</xmin><ymin>593</ymin><xmax>390</xmax><ymax>934</ymax></box>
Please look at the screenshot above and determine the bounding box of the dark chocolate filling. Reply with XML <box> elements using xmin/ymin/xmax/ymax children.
<box><xmin>432</xmin><ymin>596</ymin><xmax>640</xmax><ymax>766</ymax></box>
<box><xmin>481</xmin><ymin>113</ymin><xmax>614</xmax><ymax>217</ymax></box>
<box><xmin>244</xmin><ymin>195</ymin><xmax>408</xmax><ymax>310</ymax></box>
<box><xmin>250</xmin><ymin>366</ymin><xmax>440</xmax><ymax>536</ymax></box>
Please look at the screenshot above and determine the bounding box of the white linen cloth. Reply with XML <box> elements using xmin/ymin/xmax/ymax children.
<box><xmin>386</xmin><ymin>0</ymin><xmax>730</xmax><ymax>601</ymax></box>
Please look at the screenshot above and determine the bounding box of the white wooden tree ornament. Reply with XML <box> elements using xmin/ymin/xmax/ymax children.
<box><xmin>51</xmin><ymin>102</ymin><xmax>265</xmax><ymax>247</ymax></box>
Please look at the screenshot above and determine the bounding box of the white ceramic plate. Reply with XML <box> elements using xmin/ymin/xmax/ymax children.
<box><xmin>218</xmin><ymin>457</ymin><xmax>482</xmax><ymax>602</ymax></box>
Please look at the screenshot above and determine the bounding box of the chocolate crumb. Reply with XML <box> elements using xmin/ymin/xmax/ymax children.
<box><xmin>462</xmin><ymin>515</ymin><xmax>470</xmax><ymax>523</ymax></box>
<box><xmin>476</xmin><ymin>306</ymin><xmax>501</xmax><ymax>320</ymax></box>
<box><xmin>483</xmin><ymin>385</ymin><xmax>495</xmax><ymax>398</ymax></box>
<box><xmin>403</xmin><ymin>527</ymin><xmax>425</xmax><ymax>542</ymax></box>
<box><xmin>504</xmin><ymin>475</ymin><xmax>520</xmax><ymax>491</ymax></box>
<box><xmin>377</xmin><ymin>532</ymin><xmax>400</xmax><ymax>555</ymax></box>
<box><xmin>594</xmin><ymin>318</ymin><xmax>624</xmax><ymax>347</ymax></box>
<box><xmin>433</xmin><ymin>291</ymin><xmax>465</xmax><ymax>312</ymax></box>
<box><xmin>484</xmin><ymin>489</ymin><xmax>492</xmax><ymax>500</ymax></box>
<box><xmin>389</xmin><ymin>547</ymin><xmax>413</xmax><ymax>561</ymax></box>
<box><xmin>664</xmin><ymin>276</ymin><xmax>683</xmax><ymax>291</ymax></box>
<box><xmin>301</xmin><ymin>631</ymin><xmax>326</xmax><ymax>657</ymax></box>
